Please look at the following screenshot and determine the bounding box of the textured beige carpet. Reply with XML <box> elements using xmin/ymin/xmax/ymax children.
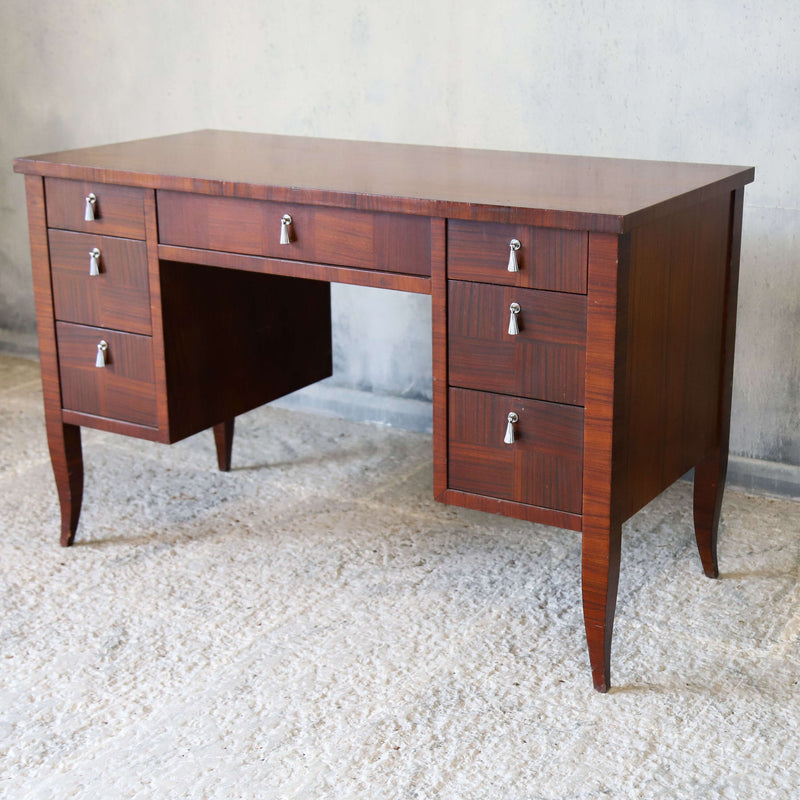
<box><xmin>1</xmin><ymin>353</ymin><xmax>799</xmax><ymax>799</ymax></box>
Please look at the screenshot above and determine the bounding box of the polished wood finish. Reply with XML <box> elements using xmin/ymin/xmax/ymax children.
<box><xmin>214</xmin><ymin>419</ymin><xmax>235</xmax><ymax>472</ymax></box>
<box><xmin>620</xmin><ymin>193</ymin><xmax>733</xmax><ymax>520</ymax></box>
<box><xmin>45</xmin><ymin>177</ymin><xmax>146</xmax><ymax>239</ymax></box>
<box><xmin>431</xmin><ymin>218</ymin><xmax>449</xmax><ymax>499</ymax></box>
<box><xmin>448</xmin><ymin>281</ymin><xmax>586</xmax><ymax>405</ymax></box>
<box><xmin>157</xmin><ymin>191</ymin><xmax>431</xmax><ymax>276</ymax></box>
<box><xmin>49</xmin><ymin>230</ymin><xmax>151</xmax><ymax>334</ymax></box>
<box><xmin>24</xmin><ymin>175</ymin><xmax>84</xmax><ymax>547</ymax></box>
<box><xmin>56</xmin><ymin>322</ymin><xmax>158</xmax><ymax>427</ymax></box>
<box><xmin>693</xmin><ymin>188</ymin><xmax>745</xmax><ymax>578</ymax></box>
<box><xmin>447</xmin><ymin>221</ymin><xmax>587</xmax><ymax>293</ymax></box>
<box><xmin>438</xmin><ymin>488</ymin><xmax>582</xmax><ymax>532</ymax></box>
<box><xmin>14</xmin><ymin>132</ymin><xmax>754</xmax><ymax>691</ymax></box>
<box><xmin>581</xmin><ymin>233</ymin><xmax>628</xmax><ymax>693</ymax></box>
<box><xmin>159</xmin><ymin>261</ymin><xmax>332</xmax><ymax>443</ymax></box>
<box><xmin>17</xmin><ymin>131</ymin><xmax>753</xmax><ymax>233</ymax></box>
<box><xmin>157</xmin><ymin>245</ymin><xmax>430</xmax><ymax>295</ymax></box>
<box><xmin>448</xmin><ymin>387</ymin><xmax>584</xmax><ymax>513</ymax></box>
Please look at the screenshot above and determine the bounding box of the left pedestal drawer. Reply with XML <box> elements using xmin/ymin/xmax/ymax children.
<box><xmin>56</xmin><ymin>322</ymin><xmax>157</xmax><ymax>427</ymax></box>
<box><xmin>49</xmin><ymin>230</ymin><xmax>151</xmax><ymax>335</ymax></box>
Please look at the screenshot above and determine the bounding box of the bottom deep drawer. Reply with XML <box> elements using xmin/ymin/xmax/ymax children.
<box><xmin>56</xmin><ymin>322</ymin><xmax>157</xmax><ymax>427</ymax></box>
<box><xmin>448</xmin><ymin>387</ymin><xmax>583</xmax><ymax>513</ymax></box>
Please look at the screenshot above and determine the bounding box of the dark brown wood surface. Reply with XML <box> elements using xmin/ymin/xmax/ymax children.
<box><xmin>620</xmin><ymin>192</ymin><xmax>732</xmax><ymax>520</ymax></box>
<box><xmin>448</xmin><ymin>281</ymin><xmax>586</xmax><ymax>405</ymax></box>
<box><xmin>15</xmin><ymin>131</ymin><xmax>753</xmax><ymax>233</ymax></box>
<box><xmin>438</xmin><ymin>489</ymin><xmax>582</xmax><ymax>532</ymax></box>
<box><xmin>157</xmin><ymin>190</ymin><xmax>432</xmax><ymax>276</ymax></box>
<box><xmin>14</xmin><ymin>132</ymin><xmax>754</xmax><ymax>691</ymax></box>
<box><xmin>45</xmin><ymin>177</ymin><xmax>146</xmax><ymax>239</ymax></box>
<box><xmin>431</xmin><ymin>218</ymin><xmax>448</xmax><ymax>499</ymax></box>
<box><xmin>49</xmin><ymin>230</ymin><xmax>151</xmax><ymax>334</ymax></box>
<box><xmin>447</xmin><ymin>221</ymin><xmax>588</xmax><ymax>293</ymax></box>
<box><xmin>24</xmin><ymin>175</ymin><xmax>85</xmax><ymax>546</ymax></box>
<box><xmin>159</xmin><ymin>261</ymin><xmax>333</xmax><ymax>443</ymax></box>
<box><xmin>693</xmin><ymin>188</ymin><xmax>745</xmax><ymax>578</ymax></box>
<box><xmin>581</xmin><ymin>232</ymin><xmax>628</xmax><ymax>693</ymax></box>
<box><xmin>56</xmin><ymin>322</ymin><xmax>158</xmax><ymax>427</ymax></box>
<box><xmin>213</xmin><ymin>419</ymin><xmax>235</xmax><ymax>472</ymax></box>
<box><xmin>448</xmin><ymin>387</ymin><xmax>583</xmax><ymax>513</ymax></box>
<box><xmin>157</xmin><ymin>246</ymin><xmax>431</xmax><ymax>295</ymax></box>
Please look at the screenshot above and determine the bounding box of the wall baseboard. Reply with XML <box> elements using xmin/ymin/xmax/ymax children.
<box><xmin>725</xmin><ymin>456</ymin><xmax>800</xmax><ymax>500</ymax></box>
<box><xmin>2</xmin><ymin>331</ymin><xmax>796</xmax><ymax>499</ymax></box>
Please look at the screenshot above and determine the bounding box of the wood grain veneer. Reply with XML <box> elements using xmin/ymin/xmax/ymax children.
<box><xmin>447</xmin><ymin>221</ymin><xmax>588</xmax><ymax>293</ymax></box>
<box><xmin>157</xmin><ymin>191</ymin><xmax>431</xmax><ymax>277</ymax></box>
<box><xmin>448</xmin><ymin>281</ymin><xmax>586</xmax><ymax>405</ymax></box>
<box><xmin>16</xmin><ymin>131</ymin><xmax>753</xmax><ymax>232</ymax></box>
<box><xmin>448</xmin><ymin>387</ymin><xmax>584</xmax><ymax>514</ymax></box>
<box><xmin>56</xmin><ymin>322</ymin><xmax>158</xmax><ymax>427</ymax></box>
<box><xmin>14</xmin><ymin>132</ymin><xmax>754</xmax><ymax>692</ymax></box>
<box><xmin>49</xmin><ymin>230</ymin><xmax>151</xmax><ymax>334</ymax></box>
<box><xmin>45</xmin><ymin>177</ymin><xmax>146</xmax><ymax>239</ymax></box>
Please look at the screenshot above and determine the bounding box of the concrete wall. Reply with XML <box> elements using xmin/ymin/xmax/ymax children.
<box><xmin>1</xmin><ymin>1</ymin><xmax>797</xmax><ymax>471</ymax></box>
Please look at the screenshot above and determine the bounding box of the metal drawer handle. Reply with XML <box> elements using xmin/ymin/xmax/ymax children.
<box><xmin>84</xmin><ymin>193</ymin><xmax>97</xmax><ymax>221</ymax></box>
<box><xmin>280</xmin><ymin>213</ymin><xmax>293</xmax><ymax>244</ymax></box>
<box><xmin>508</xmin><ymin>238</ymin><xmax>521</xmax><ymax>272</ymax></box>
<box><xmin>504</xmin><ymin>411</ymin><xmax>519</xmax><ymax>444</ymax></box>
<box><xmin>89</xmin><ymin>247</ymin><xmax>101</xmax><ymax>276</ymax></box>
<box><xmin>508</xmin><ymin>302</ymin><xmax>521</xmax><ymax>335</ymax></box>
<box><xmin>95</xmin><ymin>340</ymin><xmax>108</xmax><ymax>368</ymax></box>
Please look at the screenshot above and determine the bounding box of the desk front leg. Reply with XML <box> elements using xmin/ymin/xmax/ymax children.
<box><xmin>582</xmin><ymin>231</ymin><xmax>627</xmax><ymax>692</ymax></box>
<box><xmin>45</xmin><ymin>418</ymin><xmax>84</xmax><ymax>547</ymax></box>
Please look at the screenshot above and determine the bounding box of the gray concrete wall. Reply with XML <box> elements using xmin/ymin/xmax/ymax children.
<box><xmin>1</xmin><ymin>0</ymin><xmax>797</xmax><ymax>470</ymax></box>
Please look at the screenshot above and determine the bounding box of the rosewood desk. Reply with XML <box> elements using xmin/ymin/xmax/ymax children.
<box><xmin>13</xmin><ymin>131</ymin><xmax>754</xmax><ymax>691</ymax></box>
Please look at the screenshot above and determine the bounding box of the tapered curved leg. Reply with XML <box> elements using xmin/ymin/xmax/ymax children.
<box><xmin>213</xmin><ymin>419</ymin><xmax>235</xmax><ymax>472</ymax></box>
<box><xmin>582</xmin><ymin>522</ymin><xmax>622</xmax><ymax>693</ymax></box>
<box><xmin>46</xmin><ymin>421</ymin><xmax>84</xmax><ymax>547</ymax></box>
<box><xmin>693</xmin><ymin>448</ymin><xmax>726</xmax><ymax>578</ymax></box>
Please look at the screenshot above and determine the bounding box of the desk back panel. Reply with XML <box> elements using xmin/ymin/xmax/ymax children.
<box><xmin>159</xmin><ymin>261</ymin><xmax>332</xmax><ymax>443</ymax></box>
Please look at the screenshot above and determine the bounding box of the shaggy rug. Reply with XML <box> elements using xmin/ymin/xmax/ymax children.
<box><xmin>1</xmin><ymin>354</ymin><xmax>799</xmax><ymax>799</ymax></box>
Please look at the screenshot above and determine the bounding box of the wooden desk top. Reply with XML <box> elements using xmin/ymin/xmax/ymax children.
<box><xmin>13</xmin><ymin>130</ymin><xmax>754</xmax><ymax>233</ymax></box>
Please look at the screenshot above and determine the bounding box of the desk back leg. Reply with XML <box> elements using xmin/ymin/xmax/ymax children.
<box><xmin>692</xmin><ymin>188</ymin><xmax>744</xmax><ymax>579</ymax></box>
<box><xmin>213</xmin><ymin>419</ymin><xmax>235</xmax><ymax>472</ymax></box>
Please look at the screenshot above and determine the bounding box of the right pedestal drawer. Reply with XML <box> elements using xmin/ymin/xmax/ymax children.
<box><xmin>448</xmin><ymin>388</ymin><xmax>584</xmax><ymax>514</ymax></box>
<box><xmin>448</xmin><ymin>281</ymin><xmax>587</xmax><ymax>406</ymax></box>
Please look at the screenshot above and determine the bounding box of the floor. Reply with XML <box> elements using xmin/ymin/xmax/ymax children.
<box><xmin>1</xmin><ymin>353</ymin><xmax>799</xmax><ymax>799</ymax></box>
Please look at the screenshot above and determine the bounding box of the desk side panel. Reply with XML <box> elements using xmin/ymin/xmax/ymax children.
<box><xmin>620</xmin><ymin>192</ymin><xmax>733</xmax><ymax>519</ymax></box>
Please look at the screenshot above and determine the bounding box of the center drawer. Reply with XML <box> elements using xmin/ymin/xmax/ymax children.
<box><xmin>448</xmin><ymin>281</ymin><xmax>587</xmax><ymax>405</ymax></box>
<box><xmin>448</xmin><ymin>387</ymin><xmax>583</xmax><ymax>514</ymax></box>
<box><xmin>156</xmin><ymin>191</ymin><xmax>432</xmax><ymax>277</ymax></box>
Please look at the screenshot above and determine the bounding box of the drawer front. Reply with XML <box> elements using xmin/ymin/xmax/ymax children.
<box><xmin>45</xmin><ymin>178</ymin><xmax>146</xmax><ymax>239</ymax></box>
<box><xmin>448</xmin><ymin>220</ymin><xmax>587</xmax><ymax>293</ymax></box>
<box><xmin>448</xmin><ymin>387</ymin><xmax>583</xmax><ymax>513</ymax></box>
<box><xmin>56</xmin><ymin>322</ymin><xmax>157</xmax><ymax>427</ymax></box>
<box><xmin>157</xmin><ymin>191</ymin><xmax>431</xmax><ymax>277</ymax></box>
<box><xmin>448</xmin><ymin>281</ymin><xmax>586</xmax><ymax>405</ymax></box>
<box><xmin>49</xmin><ymin>230</ymin><xmax>151</xmax><ymax>335</ymax></box>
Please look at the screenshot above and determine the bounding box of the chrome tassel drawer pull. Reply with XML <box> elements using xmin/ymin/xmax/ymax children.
<box><xmin>508</xmin><ymin>302</ymin><xmax>521</xmax><ymax>335</ymax></box>
<box><xmin>280</xmin><ymin>213</ymin><xmax>293</xmax><ymax>244</ymax></box>
<box><xmin>84</xmin><ymin>193</ymin><xmax>97</xmax><ymax>221</ymax></box>
<box><xmin>89</xmin><ymin>247</ymin><xmax>101</xmax><ymax>276</ymax></box>
<box><xmin>504</xmin><ymin>412</ymin><xmax>519</xmax><ymax>444</ymax></box>
<box><xmin>508</xmin><ymin>238</ymin><xmax>521</xmax><ymax>272</ymax></box>
<box><xmin>95</xmin><ymin>340</ymin><xmax>108</xmax><ymax>368</ymax></box>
